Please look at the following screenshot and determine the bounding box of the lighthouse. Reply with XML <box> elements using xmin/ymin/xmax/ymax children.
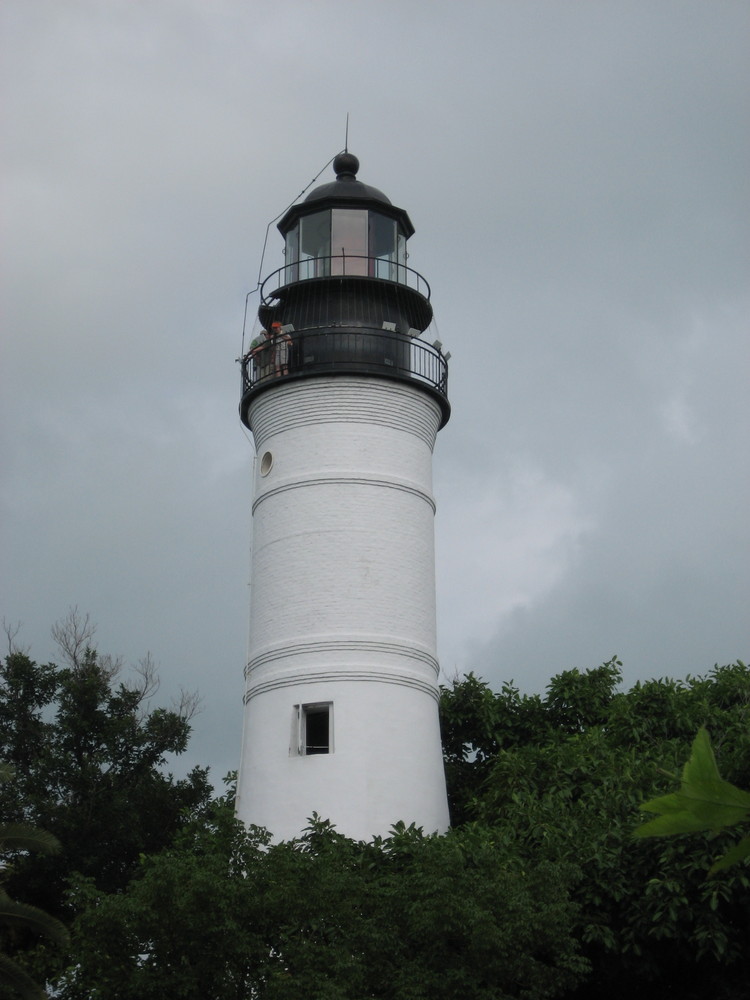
<box><xmin>236</xmin><ymin>152</ymin><xmax>450</xmax><ymax>841</ymax></box>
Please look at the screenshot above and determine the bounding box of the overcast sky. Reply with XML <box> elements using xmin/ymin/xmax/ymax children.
<box><xmin>2</xmin><ymin>0</ymin><xmax>748</xmax><ymax>784</ymax></box>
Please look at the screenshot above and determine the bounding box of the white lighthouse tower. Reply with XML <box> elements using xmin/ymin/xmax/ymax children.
<box><xmin>236</xmin><ymin>152</ymin><xmax>450</xmax><ymax>842</ymax></box>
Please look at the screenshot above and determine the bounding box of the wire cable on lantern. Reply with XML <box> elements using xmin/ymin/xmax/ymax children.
<box><xmin>239</xmin><ymin>151</ymin><xmax>344</xmax><ymax>358</ymax></box>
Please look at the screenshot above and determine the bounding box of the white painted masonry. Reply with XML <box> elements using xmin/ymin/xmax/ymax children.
<box><xmin>236</xmin><ymin>376</ymin><xmax>450</xmax><ymax>841</ymax></box>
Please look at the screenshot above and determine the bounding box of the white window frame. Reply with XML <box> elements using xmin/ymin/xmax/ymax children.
<box><xmin>292</xmin><ymin>702</ymin><xmax>333</xmax><ymax>756</ymax></box>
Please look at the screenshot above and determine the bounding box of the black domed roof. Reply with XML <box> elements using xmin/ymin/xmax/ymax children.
<box><xmin>276</xmin><ymin>152</ymin><xmax>414</xmax><ymax>238</ymax></box>
<box><xmin>303</xmin><ymin>152</ymin><xmax>392</xmax><ymax>207</ymax></box>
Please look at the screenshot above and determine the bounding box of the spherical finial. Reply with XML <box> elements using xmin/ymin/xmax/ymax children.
<box><xmin>333</xmin><ymin>152</ymin><xmax>359</xmax><ymax>179</ymax></box>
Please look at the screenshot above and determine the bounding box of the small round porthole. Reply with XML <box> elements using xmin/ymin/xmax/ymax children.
<box><xmin>260</xmin><ymin>451</ymin><xmax>273</xmax><ymax>476</ymax></box>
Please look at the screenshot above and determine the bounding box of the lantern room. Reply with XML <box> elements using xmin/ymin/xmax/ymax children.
<box><xmin>240</xmin><ymin>152</ymin><xmax>449</xmax><ymax>429</ymax></box>
<box><xmin>282</xmin><ymin>206</ymin><xmax>406</xmax><ymax>280</ymax></box>
<box><xmin>278</xmin><ymin>151</ymin><xmax>412</xmax><ymax>282</ymax></box>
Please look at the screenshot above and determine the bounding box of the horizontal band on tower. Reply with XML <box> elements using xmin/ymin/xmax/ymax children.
<box><xmin>252</xmin><ymin>474</ymin><xmax>436</xmax><ymax>515</ymax></box>
<box><xmin>245</xmin><ymin>636</ymin><xmax>440</xmax><ymax>678</ymax></box>
<box><xmin>243</xmin><ymin>667</ymin><xmax>441</xmax><ymax>703</ymax></box>
<box><xmin>249</xmin><ymin>378</ymin><xmax>441</xmax><ymax>449</ymax></box>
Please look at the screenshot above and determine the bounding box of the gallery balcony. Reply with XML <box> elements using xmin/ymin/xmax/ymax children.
<box><xmin>239</xmin><ymin>325</ymin><xmax>449</xmax><ymax>430</ymax></box>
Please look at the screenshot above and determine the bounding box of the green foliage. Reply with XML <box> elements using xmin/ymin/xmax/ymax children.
<box><xmin>4</xmin><ymin>616</ymin><xmax>748</xmax><ymax>999</ymax></box>
<box><xmin>0</xmin><ymin>618</ymin><xmax>212</xmax><ymax>988</ymax></box>
<box><xmin>0</xmin><ymin>651</ymin><xmax>211</xmax><ymax>911</ymax></box>
<box><xmin>440</xmin><ymin>659</ymin><xmax>750</xmax><ymax>1000</ymax></box>
<box><xmin>0</xmin><ymin>765</ymin><xmax>69</xmax><ymax>1000</ymax></box>
<box><xmin>59</xmin><ymin>814</ymin><xmax>586</xmax><ymax>1000</ymax></box>
<box><xmin>634</xmin><ymin>727</ymin><xmax>750</xmax><ymax>875</ymax></box>
<box><xmin>439</xmin><ymin>672</ymin><xmax>547</xmax><ymax>825</ymax></box>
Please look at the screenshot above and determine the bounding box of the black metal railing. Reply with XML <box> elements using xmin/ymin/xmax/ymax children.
<box><xmin>240</xmin><ymin>327</ymin><xmax>448</xmax><ymax>400</ymax></box>
<box><xmin>257</xmin><ymin>258</ymin><xmax>433</xmax><ymax>342</ymax></box>
<box><xmin>260</xmin><ymin>255</ymin><xmax>431</xmax><ymax>305</ymax></box>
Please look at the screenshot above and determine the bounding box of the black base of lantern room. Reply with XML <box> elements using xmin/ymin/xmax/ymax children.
<box><xmin>239</xmin><ymin>325</ymin><xmax>450</xmax><ymax>430</ymax></box>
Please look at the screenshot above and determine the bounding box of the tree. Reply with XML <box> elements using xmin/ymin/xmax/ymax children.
<box><xmin>440</xmin><ymin>660</ymin><xmax>750</xmax><ymax>1000</ymax></box>
<box><xmin>0</xmin><ymin>614</ymin><xmax>212</xmax><ymax>983</ymax></box>
<box><xmin>59</xmin><ymin>810</ymin><xmax>587</xmax><ymax>1000</ymax></box>
<box><xmin>5</xmin><ymin>615</ymin><xmax>746</xmax><ymax>999</ymax></box>
<box><xmin>0</xmin><ymin>764</ymin><xmax>69</xmax><ymax>1000</ymax></box>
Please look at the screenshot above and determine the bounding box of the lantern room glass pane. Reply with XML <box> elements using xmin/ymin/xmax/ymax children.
<box><xmin>331</xmin><ymin>208</ymin><xmax>368</xmax><ymax>275</ymax></box>
<box><xmin>284</xmin><ymin>223</ymin><xmax>299</xmax><ymax>283</ymax></box>
<box><xmin>397</xmin><ymin>232</ymin><xmax>407</xmax><ymax>283</ymax></box>
<box><xmin>299</xmin><ymin>211</ymin><xmax>331</xmax><ymax>278</ymax></box>
<box><xmin>370</xmin><ymin>213</ymin><xmax>397</xmax><ymax>280</ymax></box>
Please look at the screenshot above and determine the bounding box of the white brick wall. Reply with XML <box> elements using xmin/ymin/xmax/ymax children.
<box><xmin>236</xmin><ymin>377</ymin><xmax>450</xmax><ymax>841</ymax></box>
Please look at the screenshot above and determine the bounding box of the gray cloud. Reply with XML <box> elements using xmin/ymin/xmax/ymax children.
<box><xmin>2</xmin><ymin>0</ymin><xmax>747</xmax><ymax>783</ymax></box>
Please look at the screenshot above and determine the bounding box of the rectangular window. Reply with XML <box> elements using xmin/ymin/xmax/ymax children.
<box><xmin>369</xmin><ymin>213</ymin><xmax>397</xmax><ymax>280</ymax></box>
<box><xmin>299</xmin><ymin>211</ymin><xmax>331</xmax><ymax>278</ymax></box>
<box><xmin>293</xmin><ymin>703</ymin><xmax>332</xmax><ymax>755</ymax></box>
<box><xmin>331</xmin><ymin>209</ymin><xmax>368</xmax><ymax>275</ymax></box>
<box><xmin>284</xmin><ymin>223</ymin><xmax>299</xmax><ymax>284</ymax></box>
<box><xmin>396</xmin><ymin>231</ymin><xmax>407</xmax><ymax>283</ymax></box>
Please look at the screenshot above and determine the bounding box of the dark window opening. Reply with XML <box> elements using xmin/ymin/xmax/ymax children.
<box><xmin>304</xmin><ymin>705</ymin><xmax>330</xmax><ymax>755</ymax></box>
